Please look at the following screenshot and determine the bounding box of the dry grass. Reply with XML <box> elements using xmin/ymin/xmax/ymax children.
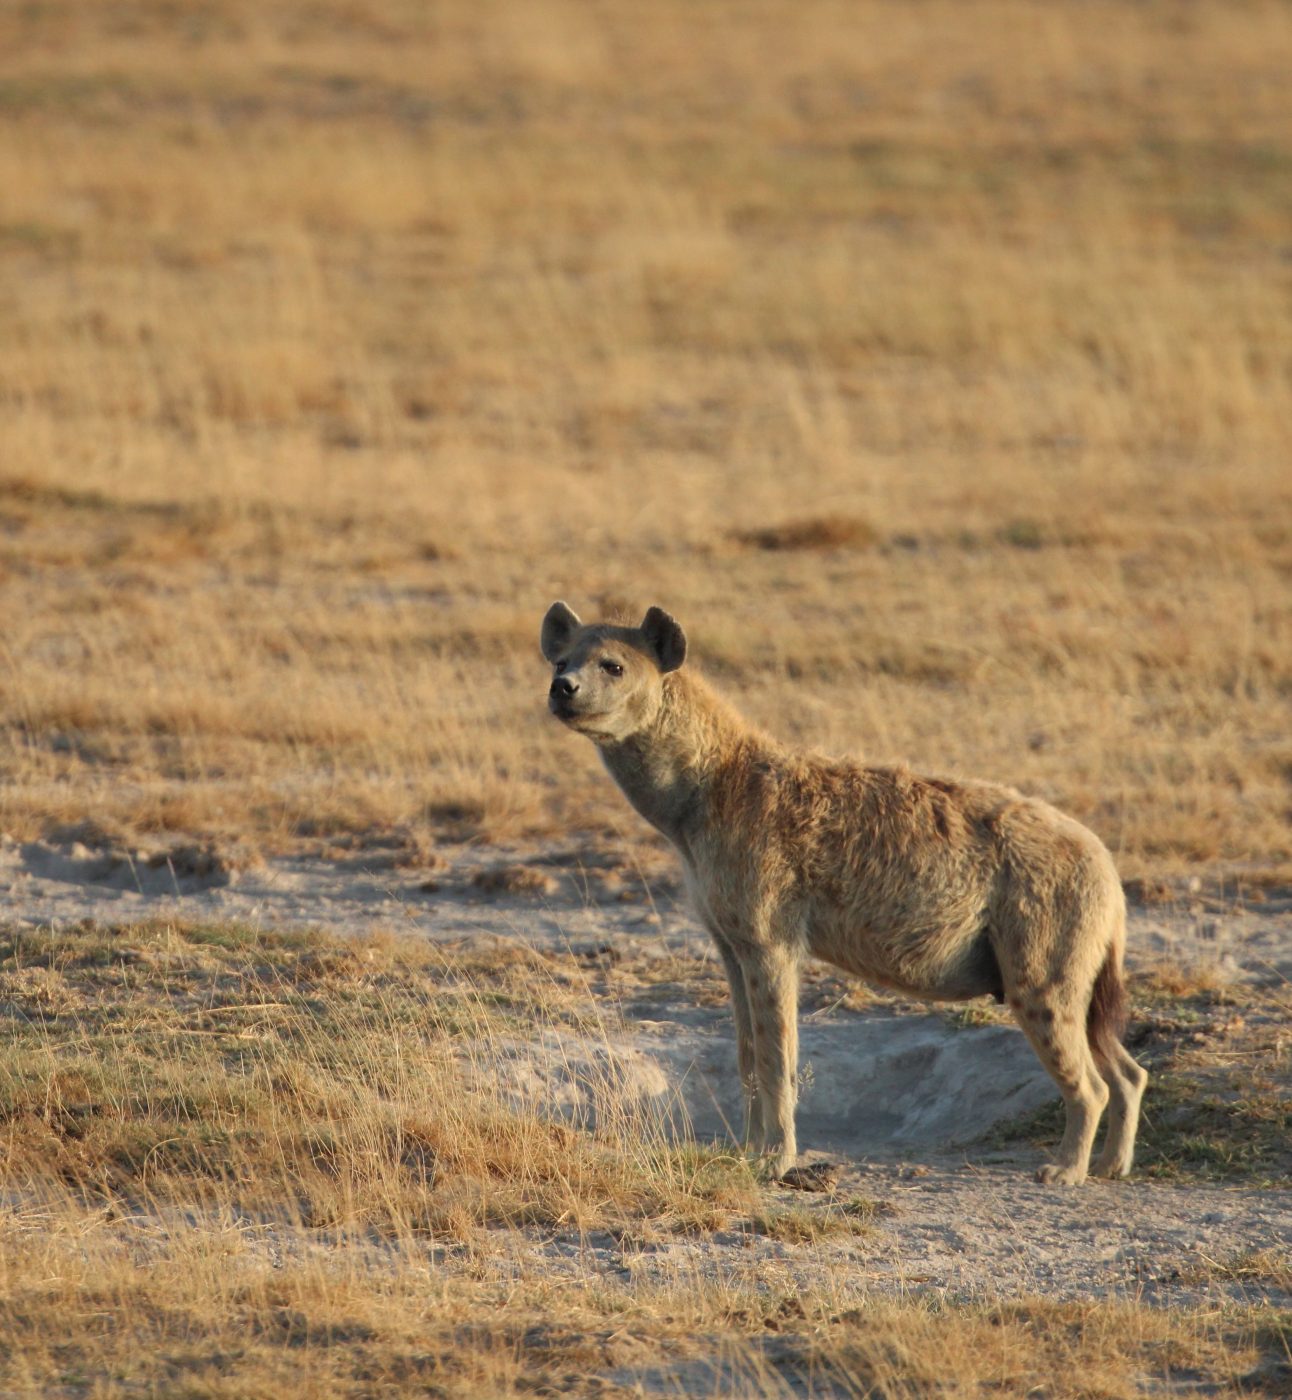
<box><xmin>0</xmin><ymin>919</ymin><xmax>770</xmax><ymax>1237</ymax></box>
<box><xmin>4</xmin><ymin>1221</ymin><xmax>1287</xmax><ymax>1398</ymax></box>
<box><xmin>2</xmin><ymin>1242</ymin><xmax>1287</xmax><ymax>1399</ymax></box>
<box><xmin>0</xmin><ymin>1</ymin><xmax>1289</xmax><ymax>875</ymax></box>
<box><xmin>1</xmin><ymin>917</ymin><xmax>1288</xmax><ymax>1398</ymax></box>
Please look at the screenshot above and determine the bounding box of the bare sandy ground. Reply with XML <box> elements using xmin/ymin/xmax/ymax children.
<box><xmin>5</xmin><ymin>831</ymin><xmax>1289</xmax><ymax>979</ymax></box>
<box><xmin>2</xmin><ymin>831</ymin><xmax>1289</xmax><ymax>1311</ymax></box>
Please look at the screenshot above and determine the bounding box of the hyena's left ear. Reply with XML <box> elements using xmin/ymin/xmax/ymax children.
<box><xmin>541</xmin><ymin>600</ymin><xmax>582</xmax><ymax>661</ymax></box>
<box><xmin>640</xmin><ymin>606</ymin><xmax>687</xmax><ymax>673</ymax></box>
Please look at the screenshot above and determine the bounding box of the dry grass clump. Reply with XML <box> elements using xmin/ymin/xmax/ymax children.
<box><xmin>730</xmin><ymin>514</ymin><xmax>880</xmax><ymax>552</ymax></box>
<box><xmin>469</xmin><ymin>864</ymin><xmax>560</xmax><ymax>898</ymax></box>
<box><xmin>1</xmin><ymin>0</ymin><xmax>1291</xmax><ymax>877</ymax></box>
<box><xmin>1174</xmin><ymin>1248</ymin><xmax>1292</xmax><ymax>1294</ymax></box>
<box><xmin>1138</xmin><ymin>960</ymin><xmax>1235</xmax><ymax>1001</ymax></box>
<box><xmin>0</xmin><ymin>919</ymin><xmax>766</xmax><ymax>1238</ymax></box>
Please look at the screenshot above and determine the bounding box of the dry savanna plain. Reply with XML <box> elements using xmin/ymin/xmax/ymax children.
<box><xmin>1</xmin><ymin>1</ymin><xmax>1291</xmax><ymax>1395</ymax></box>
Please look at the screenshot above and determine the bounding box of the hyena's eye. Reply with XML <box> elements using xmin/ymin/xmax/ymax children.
<box><xmin>553</xmin><ymin>659</ymin><xmax>567</xmax><ymax>674</ymax></box>
<box><xmin>600</xmin><ymin>660</ymin><xmax>624</xmax><ymax>678</ymax></box>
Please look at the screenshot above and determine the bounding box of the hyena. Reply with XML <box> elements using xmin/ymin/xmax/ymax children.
<box><xmin>540</xmin><ymin>601</ymin><xmax>1147</xmax><ymax>1185</ymax></box>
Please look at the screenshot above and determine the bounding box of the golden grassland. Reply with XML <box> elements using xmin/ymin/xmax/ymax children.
<box><xmin>3</xmin><ymin>9</ymin><xmax>1292</xmax><ymax>1393</ymax></box>
<box><xmin>0</xmin><ymin>918</ymin><xmax>1288</xmax><ymax>1397</ymax></box>
<box><xmin>0</xmin><ymin>0</ymin><xmax>1290</xmax><ymax>875</ymax></box>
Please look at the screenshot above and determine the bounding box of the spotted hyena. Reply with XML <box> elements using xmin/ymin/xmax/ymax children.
<box><xmin>540</xmin><ymin>601</ymin><xmax>1147</xmax><ymax>1185</ymax></box>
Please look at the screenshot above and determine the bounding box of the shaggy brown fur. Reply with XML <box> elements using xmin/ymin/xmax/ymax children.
<box><xmin>540</xmin><ymin>601</ymin><xmax>1148</xmax><ymax>1185</ymax></box>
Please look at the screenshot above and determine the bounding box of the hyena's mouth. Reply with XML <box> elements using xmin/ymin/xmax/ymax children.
<box><xmin>549</xmin><ymin>699</ymin><xmax>609</xmax><ymax>734</ymax></box>
<box><xmin>548</xmin><ymin>696</ymin><xmax>590</xmax><ymax>723</ymax></box>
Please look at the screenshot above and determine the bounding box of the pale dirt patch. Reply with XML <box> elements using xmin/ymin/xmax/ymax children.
<box><xmin>453</xmin><ymin>1164</ymin><xmax>1292</xmax><ymax>1312</ymax></box>
<box><xmin>3</xmin><ymin>831</ymin><xmax>1287</xmax><ymax>980</ymax></box>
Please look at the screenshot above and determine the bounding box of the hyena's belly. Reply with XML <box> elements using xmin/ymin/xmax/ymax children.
<box><xmin>806</xmin><ymin>911</ymin><xmax>1004</xmax><ymax>1003</ymax></box>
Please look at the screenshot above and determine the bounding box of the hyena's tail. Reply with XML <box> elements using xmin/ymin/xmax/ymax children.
<box><xmin>1086</xmin><ymin>940</ymin><xmax>1129</xmax><ymax>1064</ymax></box>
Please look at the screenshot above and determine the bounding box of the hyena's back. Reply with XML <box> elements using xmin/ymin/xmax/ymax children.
<box><xmin>698</xmin><ymin>753</ymin><xmax>1122</xmax><ymax>1004</ymax></box>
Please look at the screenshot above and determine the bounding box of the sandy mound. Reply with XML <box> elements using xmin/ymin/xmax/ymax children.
<box><xmin>485</xmin><ymin>1008</ymin><xmax>1053</xmax><ymax>1162</ymax></box>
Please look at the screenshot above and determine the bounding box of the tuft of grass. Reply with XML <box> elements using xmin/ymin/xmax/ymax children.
<box><xmin>996</xmin><ymin>518</ymin><xmax>1047</xmax><ymax>550</ymax></box>
<box><xmin>469</xmin><ymin>864</ymin><xmax>559</xmax><ymax>897</ymax></box>
<box><xmin>942</xmin><ymin>1001</ymin><xmax>1009</xmax><ymax>1030</ymax></box>
<box><xmin>1174</xmin><ymin>1248</ymin><xmax>1292</xmax><ymax>1293</ymax></box>
<box><xmin>1137</xmin><ymin>1073</ymin><xmax>1292</xmax><ymax>1186</ymax></box>
<box><xmin>1122</xmin><ymin>876</ymin><xmax>1176</xmax><ymax>907</ymax></box>
<box><xmin>1138</xmin><ymin>960</ymin><xmax>1235</xmax><ymax>1001</ymax></box>
<box><xmin>748</xmin><ymin>1202</ymin><xmax>874</xmax><ymax>1244</ymax></box>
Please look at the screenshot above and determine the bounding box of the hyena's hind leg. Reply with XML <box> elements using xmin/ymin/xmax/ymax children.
<box><xmin>1091</xmin><ymin>1039</ymin><xmax>1148</xmax><ymax>1177</ymax></box>
<box><xmin>1009</xmin><ymin>987</ymin><xmax>1109</xmax><ymax>1186</ymax></box>
<box><xmin>1087</xmin><ymin>952</ymin><xmax>1148</xmax><ymax>1179</ymax></box>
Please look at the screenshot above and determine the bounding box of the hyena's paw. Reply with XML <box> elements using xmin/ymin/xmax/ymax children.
<box><xmin>753</xmin><ymin>1151</ymin><xmax>797</xmax><ymax>1183</ymax></box>
<box><xmin>1036</xmin><ymin>1162</ymin><xmax>1088</xmax><ymax>1186</ymax></box>
<box><xmin>1092</xmin><ymin>1150</ymin><xmax>1134</xmax><ymax>1180</ymax></box>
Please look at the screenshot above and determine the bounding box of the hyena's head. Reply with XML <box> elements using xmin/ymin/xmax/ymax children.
<box><xmin>540</xmin><ymin>601</ymin><xmax>687</xmax><ymax>744</ymax></box>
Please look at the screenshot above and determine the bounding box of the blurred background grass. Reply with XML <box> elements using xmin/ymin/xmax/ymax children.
<box><xmin>1</xmin><ymin>0</ymin><xmax>1290</xmax><ymax>875</ymax></box>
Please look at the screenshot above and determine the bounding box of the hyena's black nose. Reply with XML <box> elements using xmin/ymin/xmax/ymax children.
<box><xmin>550</xmin><ymin>676</ymin><xmax>578</xmax><ymax>700</ymax></box>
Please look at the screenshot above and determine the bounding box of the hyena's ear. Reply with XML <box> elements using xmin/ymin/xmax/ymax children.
<box><xmin>640</xmin><ymin>606</ymin><xmax>687</xmax><ymax>673</ymax></box>
<box><xmin>541</xmin><ymin>601</ymin><xmax>582</xmax><ymax>661</ymax></box>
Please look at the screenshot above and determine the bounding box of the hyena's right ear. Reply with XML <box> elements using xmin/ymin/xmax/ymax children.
<box><xmin>640</xmin><ymin>606</ymin><xmax>687</xmax><ymax>673</ymax></box>
<box><xmin>541</xmin><ymin>601</ymin><xmax>582</xmax><ymax>661</ymax></box>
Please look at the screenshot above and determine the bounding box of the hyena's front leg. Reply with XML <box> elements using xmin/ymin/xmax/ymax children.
<box><xmin>713</xmin><ymin>937</ymin><xmax>762</xmax><ymax>1149</ymax></box>
<box><xmin>742</xmin><ymin>945</ymin><xmax>800</xmax><ymax>1177</ymax></box>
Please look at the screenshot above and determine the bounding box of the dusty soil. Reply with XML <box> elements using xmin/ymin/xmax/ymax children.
<box><xmin>6</xmin><ymin>831</ymin><xmax>1290</xmax><ymax>980</ymax></box>
<box><xmin>2</xmin><ymin>831</ymin><xmax>1289</xmax><ymax>1311</ymax></box>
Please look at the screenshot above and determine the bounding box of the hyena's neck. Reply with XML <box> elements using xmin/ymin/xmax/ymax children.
<box><xmin>599</xmin><ymin>670</ymin><xmax>757</xmax><ymax>847</ymax></box>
